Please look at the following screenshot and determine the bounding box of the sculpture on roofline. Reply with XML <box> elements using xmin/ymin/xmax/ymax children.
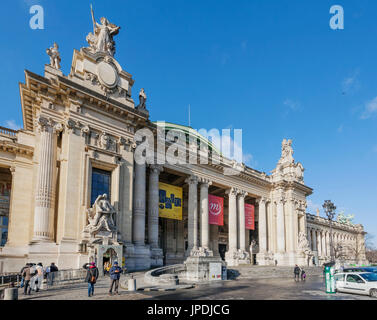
<box><xmin>137</xmin><ymin>88</ymin><xmax>147</xmax><ymax>110</ymax></box>
<box><xmin>46</xmin><ymin>42</ymin><xmax>61</xmax><ymax>69</ymax></box>
<box><xmin>86</xmin><ymin>5</ymin><xmax>120</xmax><ymax>57</ymax></box>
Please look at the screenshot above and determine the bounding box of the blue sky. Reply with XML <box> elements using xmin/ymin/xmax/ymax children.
<box><xmin>2</xmin><ymin>0</ymin><xmax>377</xmax><ymax>245</ymax></box>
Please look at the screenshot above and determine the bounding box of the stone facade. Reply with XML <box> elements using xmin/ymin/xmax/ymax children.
<box><xmin>0</xmin><ymin>16</ymin><xmax>367</xmax><ymax>273</ymax></box>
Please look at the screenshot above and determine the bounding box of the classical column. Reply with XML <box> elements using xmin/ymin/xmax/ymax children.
<box><xmin>257</xmin><ymin>197</ymin><xmax>267</xmax><ymax>253</ymax></box>
<box><xmin>133</xmin><ymin>161</ymin><xmax>146</xmax><ymax>246</ymax></box>
<box><xmin>317</xmin><ymin>231</ymin><xmax>322</xmax><ymax>257</ymax></box>
<box><xmin>185</xmin><ymin>175</ymin><xmax>198</xmax><ymax>254</ymax></box>
<box><xmin>307</xmin><ymin>228</ymin><xmax>312</xmax><ymax>251</ymax></box>
<box><xmin>276</xmin><ymin>196</ymin><xmax>286</xmax><ymax>253</ymax></box>
<box><xmin>199</xmin><ymin>178</ymin><xmax>212</xmax><ymax>250</ymax></box>
<box><xmin>322</xmin><ymin>231</ymin><xmax>326</xmax><ymax>258</ymax></box>
<box><xmin>312</xmin><ymin>229</ymin><xmax>317</xmax><ymax>252</ymax></box>
<box><xmin>148</xmin><ymin>165</ymin><xmax>163</xmax><ymax>249</ymax></box>
<box><xmin>237</xmin><ymin>191</ymin><xmax>247</xmax><ymax>252</ymax></box>
<box><xmin>226</xmin><ymin>187</ymin><xmax>238</xmax><ymax>254</ymax></box>
<box><xmin>33</xmin><ymin>117</ymin><xmax>62</xmax><ymax>242</ymax></box>
<box><xmin>285</xmin><ymin>197</ymin><xmax>296</xmax><ymax>252</ymax></box>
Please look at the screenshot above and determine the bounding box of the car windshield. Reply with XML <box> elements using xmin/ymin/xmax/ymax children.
<box><xmin>360</xmin><ymin>273</ymin><xmax>377</xmax><ymax>282</ymax></box>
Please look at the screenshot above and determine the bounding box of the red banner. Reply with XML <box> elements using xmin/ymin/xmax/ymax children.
<box><xmin>208</xmin><ymin>194</ymin><xmax>224</xmax><ymax>226</ymax></box>
<box><xmin>245</xmin><ymin>203</ymin><xmax>255</xmax><ymax>230</ymax></box>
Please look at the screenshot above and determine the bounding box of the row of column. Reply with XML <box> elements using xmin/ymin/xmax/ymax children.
<box><xmin>307</xmin><ymin>228</ymin><xmax>356</xmax><ymax>257</ymax></box>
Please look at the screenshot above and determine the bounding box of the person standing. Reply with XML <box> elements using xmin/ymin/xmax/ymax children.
<box><xmin>108</xmin><ymin>261</ymin><xmax>122</xmax><ymax>295</ymax></box>
<box><xmin>294</xmin><ymin>264</ymin><xmax>301</xmax><ymax>282</ymax></box>
<box><xmin>83</xmin><ymin>262</ymin><xmax>99</xmax><ymax>297</ymax></box>
<box><xmin>301</xmin><ymin>268</ymin><xmax>307</xmax><ymax>281</ymax></box>
<box><xmin>20</xmin><ymin>263</ymin><xmax>29</xmax><ymax>288</ymax></box>
<box><xmin>31</xmin><ymin>263</ymin><xmax>44</xmax><ymax>292</ymax></box>
<box><xmin>22</xmin><ymin>264</ymin><xmax>32</xmax><ymax>295</ymax></box>
<box><xmin>48</xmin><ymin>262</ymin><xmax>58</xmax><ymax>286</ymax></box>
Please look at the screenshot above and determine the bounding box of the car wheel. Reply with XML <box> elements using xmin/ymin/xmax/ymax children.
<box><xmin>370</xmin><ymin>289</ymin><xmax>377</xmax><ymax>298</ymax></box>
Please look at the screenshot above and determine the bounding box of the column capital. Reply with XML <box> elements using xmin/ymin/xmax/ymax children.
<box><xmin>238</xmin><ymin>190</ymin><xmax>248</xmax><ymax>199</ymax></box>
<box><xmin>198</xmin><ymin>177</ymin><xmax>212</xmax><ymax>188</ymax></box>
<box><xmin>225</xmin><ymin>187</ymin><xmax>239</xmax><ymax>197</ymax></box>
<box><xmin>185</xmin><ymin>175</ymin><xmax>198</xmax><ymax>186</ymax></box>
<box><xmin>274</xmin><ymin>196</ymin><xmax>286</xmax><ymax>205</ymax></box>
<box><xmin>149</xmin><ymin>164</ymin><xmax>164</xmax><ymax>175</ymax></box>
<box><xmin>256</xmin><ymin>196</ymin><xmax>268</xmax><ymax>205</ymax></box>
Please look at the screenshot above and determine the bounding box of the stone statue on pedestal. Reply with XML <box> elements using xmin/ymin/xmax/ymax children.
<box><xmin>137</xmin><ymin>88</ymin><xmax>147</xmax><ymax>110</ymax></box>
<box><xmin>86</xmin><ymin>5</ymin><xmax>120</xmax><ymax>57</ymax></box>
<box><xmin>84</xmin><ymin>194</ymin><xmax>116</xmax><ymax>239</ymax></box>
<box><xmin>46</xmin><ymin>43</ymin><xmax>61</xmax><ymax>69</ymax></box>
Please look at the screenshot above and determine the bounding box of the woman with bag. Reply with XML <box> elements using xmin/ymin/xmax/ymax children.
<box><xmin>83</xmin><ymin>262</ymin><xmax>99</xmax><ymax>297</ymax></box>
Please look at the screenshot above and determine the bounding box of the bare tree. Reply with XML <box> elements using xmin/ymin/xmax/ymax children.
<box><xmin>365</xmin><ymin>234</ymin><xmax>377</xmax><ymax>264</ymax></box>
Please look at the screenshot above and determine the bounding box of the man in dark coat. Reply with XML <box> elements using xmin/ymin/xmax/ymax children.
<box><xmin>294</xmin><ymin>265</ymin><xmax>301</xmax><ymax>281</ymax></box>
<box><xmin>83</xmin><ymin>262</ymin><xmax>99</xmax><ymax>297</ymax></box>
<box><xmin>108</xmin><ymin>261</ymin><xmax>122</xmax><ymax>295</ymax></box>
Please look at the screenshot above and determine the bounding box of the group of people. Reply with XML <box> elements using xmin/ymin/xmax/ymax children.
<box><xmin>20</xmin><ymin>262</ymin><xmax>59</xmax><ymax>295</ymax></box>
<box><xmin>294</xmin><ymin>265</ymin><xmax>307</xmax><ymax>281</ymax></box>
<box><xmin>83</xmin><ymin>261</ymin><xmax>123</xmax><ymax>297</ymax></box>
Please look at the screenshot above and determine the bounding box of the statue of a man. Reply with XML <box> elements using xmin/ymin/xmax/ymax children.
<box><xmin>86</xmin><ymin>194</ymin><xmax>116</xmax><ymax>235</ymax></box>
<box><xmin>137</xmin><ymin>88</ymin><xmax>147</xmax><ymax>110</ymax></box>
<box><xmin>46</xmin><ymin>42</ymin><xmax>61</xmax><ymax>69</ymax></box>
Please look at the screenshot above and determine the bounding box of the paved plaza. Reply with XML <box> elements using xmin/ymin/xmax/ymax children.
<box><xmin>17</xmin><ymin>275</ymin><xmax>374</xmax><ymax>301</ymax></box>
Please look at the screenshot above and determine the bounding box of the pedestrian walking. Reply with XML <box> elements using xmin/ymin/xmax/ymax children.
<box><xmin>108</xmin><ymin>261</ymin><xmax>122</xmax><ymax>295</ymax></box>
<box><xmin>31</xmin><ymin>263</ymin><xmax>44</xmax><ymax>292</ymax></box>
<box><xmin>301</xmin><ymin>268</ymin><xmax>306</xmax><ymax>281</ymax></box>
<box><xmin>83</xmin><ymin>262</ymin><xmax>99</xmax><ymax>297</ymax></box>
<box><xmin>22</xmin><ymin>264</ymin><xmax>32</xmax><ymax>295</ymax></box>
<box><xmin>294</xmin><ymin>264</ymin><xmax>301</xmax><ymax>282</ymax></box>
<box><xmin>20</xmin><ymin>263</ymin><xmax>29</xmax><ymax>288</ymax></box>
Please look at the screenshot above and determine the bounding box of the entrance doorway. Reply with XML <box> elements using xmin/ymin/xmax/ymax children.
<box><xmin>103</xmin><ymin>248</ymin><xmax>117</xmax><ymax>274</ymax></box>
<box><xmin>219</xmin><ymin>244</ymin><xmax>227</xmax><ymax>261</ymax></box>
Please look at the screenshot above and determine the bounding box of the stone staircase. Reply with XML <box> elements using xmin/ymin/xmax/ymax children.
<box><xmin>227</xmin><ymin>265</ymin><xmax>323</xmax><ymax>280</ymax></box>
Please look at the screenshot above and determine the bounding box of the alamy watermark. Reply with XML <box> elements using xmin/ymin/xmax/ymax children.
<box><xmin>29</xmin><ymin>5</ymin><xmax>44</xmax><ymax>30</ymax></box>
<box><xmin>330</xmin><ymin>5</ymin><xmax>344</xmax><ymax>30</ymax></box>
<box><xmin>133</xmin><ymin>122</ymin><xmax>245</xmax><ymax>176</ymax></box>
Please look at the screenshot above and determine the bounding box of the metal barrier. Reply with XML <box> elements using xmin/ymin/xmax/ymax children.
<box><xmin>0</xmin><ymin>269</ymin><xmax>87</xmax><ymax>289</ymax></box>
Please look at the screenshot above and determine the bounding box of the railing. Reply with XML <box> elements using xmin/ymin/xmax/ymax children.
<box><xmin>0</xmin><ymin>269</ymin><xmax>87</xmax><ymax>289</ymax></box>
<box><xmin>0</xmin><ymin>126</ymin><xmax>18</xmax><ymax>137</ymax></box>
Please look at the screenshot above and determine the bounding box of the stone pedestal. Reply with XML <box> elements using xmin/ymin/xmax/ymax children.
<box><xmin>132</xmin><ymin>245</ymin><xmax>151</xmax><ymax>271</ymax></box>
<box><xmin>4</xmin><ymin>288</ymin><xmax>18</xmax><ymax>300</ymax></box>
<box><xmin>185</xmin><ymin>255</ymin><xmax>224</xmax><ymax>282</ymax></box>
<box><xmin>150</xmin><ymin>248</ymin><xmax>164</xmax><ymax>268</ymax></box>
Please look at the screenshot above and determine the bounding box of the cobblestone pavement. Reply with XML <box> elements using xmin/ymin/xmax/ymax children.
<box><xmin>16</xmin><ymin>275</ymin><xmax>375</xmax><ymax>300</ymax></box>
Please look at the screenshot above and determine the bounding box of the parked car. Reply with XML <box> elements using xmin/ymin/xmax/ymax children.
<box><xmin>334</xmin><ymin>272</ymin><xmax>377</xmax><ymax>298</ymax></box>
<box><xmin>338</xmin><ymin>267</ymin><xmax>377</xmax><ymax>273</ymax></box>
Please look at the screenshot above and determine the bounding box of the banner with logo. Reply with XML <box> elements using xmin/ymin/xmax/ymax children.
<box><xmin>158</xmin><ymin>182</ymin><xmax>183</xmax><ymax>220</ymax></box>
<box><xmin>245</xmin><ymin>203</ymin><xmax>255</xmax><ymax>230</ymax></box>
<box><xmin>209</xmin><ymin>194</ymin><xmax>224</xmax><ymax>226</ymax></box>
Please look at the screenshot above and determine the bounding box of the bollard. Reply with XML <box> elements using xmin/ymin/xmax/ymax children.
<box><xmin>128</xmin><ymin>278</ymin><xmax>136</xmax><ymax>291</ymax></box>
<box><xmin>4</xmin><ymin>288</ymin><xmax>18</xmax><ymax>300</ymax></box>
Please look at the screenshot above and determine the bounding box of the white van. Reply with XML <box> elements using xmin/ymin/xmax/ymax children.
<box><xmin>335</xmin><ymin>272</ymin><xmax>377</xmax><ymax>298</ymax></box>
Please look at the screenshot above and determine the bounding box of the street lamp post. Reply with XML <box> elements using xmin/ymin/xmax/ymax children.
<box><xmin>323</xmin><ymin>200</ymin><xmax>336</xmax><ymax>263</ymax></box>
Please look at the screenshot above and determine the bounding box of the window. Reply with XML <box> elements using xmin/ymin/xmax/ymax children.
<box><xmin>91</xmin><ymin>168</ymin><xmax>111</xmax><ymax>206</ymax></box>
<box><xmin>334</xmin><ymin>274</ymin><xmax>344</xmax><ymax>282</ymax></box>
<box><xmin>346</xmin><ymin>274</ymin><xmax>364</xmax><ymax>284</ymax></box>
<box><xmin>360</xmin><ymin>273</ymin><xmax>377</xmax><ymax>282</ymax></box>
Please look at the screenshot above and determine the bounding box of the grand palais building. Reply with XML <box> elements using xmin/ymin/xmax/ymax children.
<box><xmin>0</xmin><ymin>15</ymin><xmax>367</xmax><ymax>273</ymax></box>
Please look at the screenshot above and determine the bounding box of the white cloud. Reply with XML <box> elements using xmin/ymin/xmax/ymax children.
<box><xmin>4</xmin><ymin>120</ymin><xmax>21</xmax><ymax>130</ymax></box>
<box><xmin>361</xmin><ymin>96</ymin><xmax>377</xmax><ymax>119</ymax></box>
<box><xmin>283</xmin><ymin>99</ymin><xmax>300</xmax><ymax>111</ymax></box>
<box><xmin>341</xmin><ymin>69</ymin><xmax>360</xmax><ymax>95</ymax></box>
